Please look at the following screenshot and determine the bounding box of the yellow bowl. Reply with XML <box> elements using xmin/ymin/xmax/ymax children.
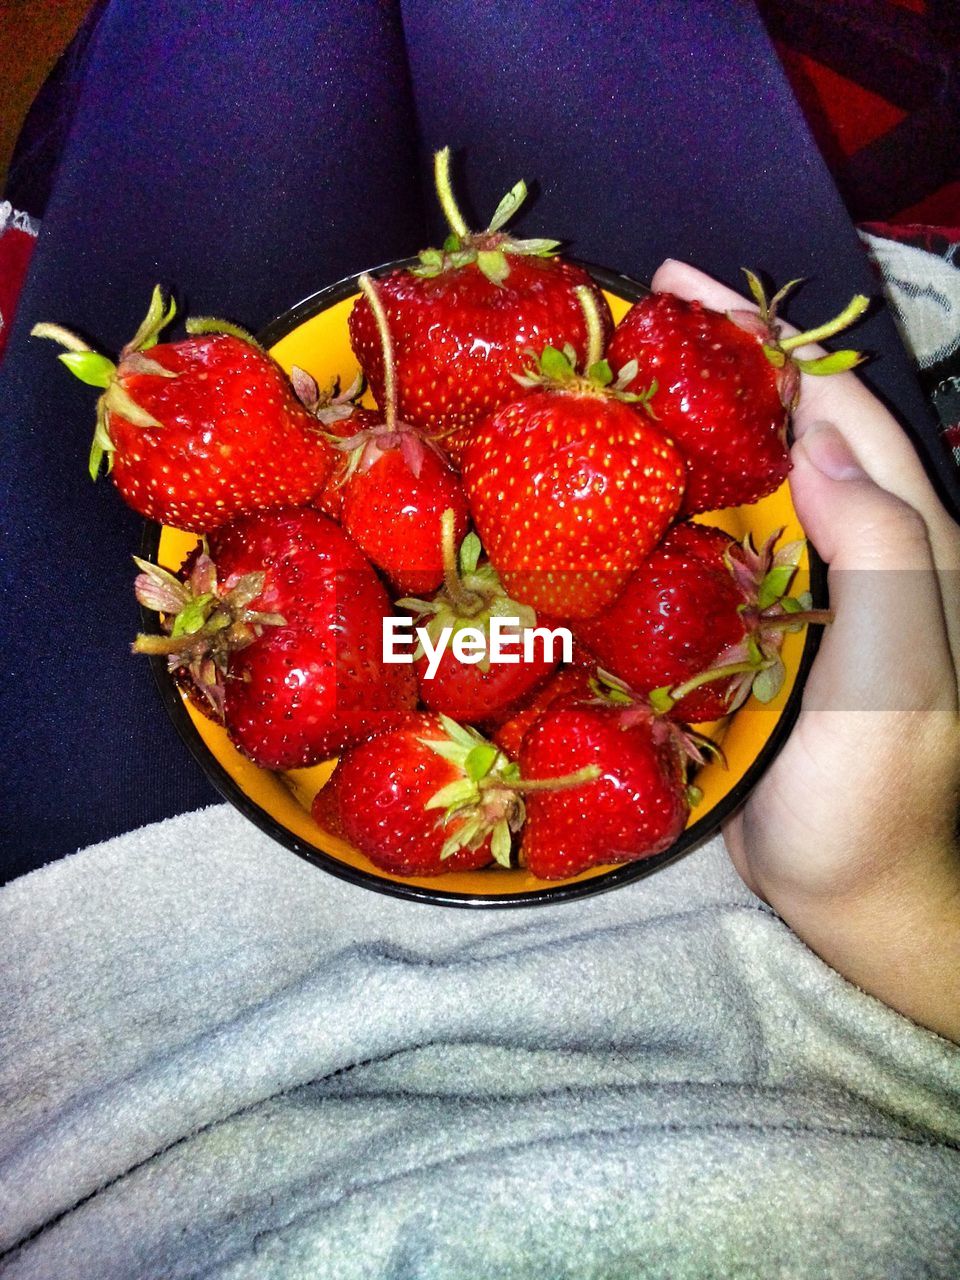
<box><xmin>140</xmin><ymin>261</ymin><xmax>825</xmax><ymax>907</ymax></box>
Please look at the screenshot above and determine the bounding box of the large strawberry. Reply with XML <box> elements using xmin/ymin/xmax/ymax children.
<box><xmin>32</xmin><ymin>287</ymin><xmax>336</xmax><ymax>531</ymax></box>
<box><xmin>461</xmin><ymin>322</ymin><xmax>686</xmax><ymax>619</ymax></box>
<box><xmin>577</xmin><ymin>523</ymin><xmax>833</xmax><ymax>721</ymax></box>
<box><xmin>324</xmin><ymin>712</ymin><xmax>600</xmax><ymax>876</ymax></box>
<box><xmin>519</xmin><ymin>689</ymin><xmax>708</xmax><ymax>880</ymax></box>
<box><xmin>133</xmin><ymin>507</ymin><xmax>417</xmax><ymax>768</ymax></box>
<box><xmin>348</xmin><ymin>147</ymin><xmax>613</xmax><ymax>463</ymax></box>
<box><xmin>396</xmin><ymin>516</ymin><xmax>559</xmax><ymax>722</ymax></box>
<box><xmin>334</xmin><ymin>275</ymin><xmax>469</xmax><ymax>595</ymax></box>
<box><xmin>606</xmin><ymin>273</ymin><xmax>868</xmax><ymax>514</ymax></box>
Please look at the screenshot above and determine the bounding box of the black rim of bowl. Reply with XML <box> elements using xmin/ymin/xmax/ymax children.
<box><xmin>140</xmin><ymin>258</ymin><xmax>827</xmax><ymax>908</ymax></box>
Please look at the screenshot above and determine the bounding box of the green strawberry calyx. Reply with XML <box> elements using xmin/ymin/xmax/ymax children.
<box><xmin>590</xmin><ymin>670</ymin><xmax>722</xmax><ymax>777</ymax></box>
<box><xmin>422</xmin><ymin>714</ymin><xmax>600</xmax><ymax>866</ymax></box>
<box><xmin>131</xmin><ymin>546</ymin><xmax>285</xmax><ymax>720</ymax></box>
<box><xmin>32</xmin><ymin>286</ymin><xmax>264</xmax><ymax>481</ymax></box>
<box><xmin>650</xmin><ymin>530</ymin><xmax>833</xmax><ymax>716</ymax></box>
<box><xmin>410</xmin><ymin>147</ymin><xmax>561</xmax><ymax>286</ymax></box>
<box><xmin>728</xmin><ymin>269</ymin><xmax>870</xmax><ymax>409</ymax></box>
<box><xmin>397</xmin><ymin>509</ymin><xmax>538</xmax><ymax>674</ymax></box>
<box><xmin>515</xmin><ymin>287</ymin><xmax>658</xmax><ymax>413</ymax></box>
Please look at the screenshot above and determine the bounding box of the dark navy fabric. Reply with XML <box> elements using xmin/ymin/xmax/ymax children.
<box><xmin>1</xmin><ymin>0</ymin><xmax>956</xmax><ymax>880</ymax></box>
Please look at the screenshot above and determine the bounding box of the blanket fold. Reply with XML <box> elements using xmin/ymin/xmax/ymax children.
<box><xmin>1</xmin><ymin>807</ymin><xmax>958</xmax><ymax>1278</ymax></box>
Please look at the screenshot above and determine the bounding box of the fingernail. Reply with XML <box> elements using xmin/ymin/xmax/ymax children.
<box><xmin>795</xmin><ymin>423</ymin><xmax>867</xmax><ymax>481</ymax></box>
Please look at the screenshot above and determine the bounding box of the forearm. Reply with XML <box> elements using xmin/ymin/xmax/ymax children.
<box><xmin>762</xmin><ymin>839</ymin><xmax>960</xmax><ymax>1043</ymax></box>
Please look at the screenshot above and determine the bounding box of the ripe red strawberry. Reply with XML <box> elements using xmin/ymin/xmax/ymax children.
<box><xmin>461</xmin><ymin>338</ymin><xmax>686</xmax><ymax>618</ymax></box>
<box><xmin>606</xmin><ymin>274</ymin><xmax>868</xmax><ymax>514</ymax></box>
<box><xmin>487</xmin><ymin>665</ymin><xmax>593</xmax><ymax>760</ymax></box>
<box><xmin>33</xmin><ymin>288</ymin><xmax>336</xmax><ymax>531</ymax></box>
<box><xmin>396</xmin><ymin>519</ymin><xmax>559</xmax><ymax>723</ymax></box>
<box><xmin>288</xmin><ymin>366</ymin><xmax>378</xmax><ymax>521</ymax></box>
<box><xmin>335</xmin><ymin>276</ymin><xmax>469</xmax><ymax>595</ymax></box>
<box><xmin>575</xmin><ymin>522</ymin><xmax>745</xmax><ymax>721</ymax></box>
<box><xmin>323</xmin><ymin>714</ymin><xmax>515</xmax><ymax>875</ymax></box>
<box><xmin>133</xmin><ymin>507</ymin><xmax>417</xmax><ymax>768</ymax></box>
<box><xmin>577</xmin><ymin>523</ymin><xmax>832</xmax><ymax>720</ymax></box>
<box><xmin>348</xmin><ymin>147</ymin><xmax>613</xmax><ymax>464</ymax></box>
<box><xmin>519</xmin><ymin>692</ymin><xmax>703</xmax><ymax>879</ymax></box>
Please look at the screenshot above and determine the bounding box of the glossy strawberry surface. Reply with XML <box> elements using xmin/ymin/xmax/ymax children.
<box><xmin>329</xmin><ymin>714</ymin><xmax>496</xmax><ymax>876</ymax></box>
<box><xmin>461</xmin><ymin>388</ymin><xmax>686</xmax><ymax>618</ymax></box>
<box><xmin>341</xmin><ymin>438</ymin><xmax>469</xmax><ymax>596</ymax></box>
<box><xmin>348</xmin><ymin>257</ymin><xmax>613</xmax><ymax>463</ymax></box>
<box><xmin>487</xmin><ymin>665</ymin><xmax>593</xmax><ymax>760</ymax></box>
<box><xmin>575</xmin><ymin>521</ymin><xmax>747</xmax><ymax>722</ymax></box>
<box><xmin>110</xmin><ymin>335</ymin><xmax>335</xmax><ymax>531</ymax></box>
<box><xmin>607</xmin><ymin>292</ymin><xmax>791</xmax><ymax>514</ymax></box>
<box><xmin>519</xmin><ymin>696</ymin><xmax>690</xmax><ymax>879</ymax></box>
<box><xmin>208</xmin><ymin>508</ymin><xmax>416</xmax><ymax>768</ymax></box>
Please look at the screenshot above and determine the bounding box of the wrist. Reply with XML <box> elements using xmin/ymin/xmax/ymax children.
<box><xmin>763</xmin><ymin>837</ymin><xmax>960</xmax><ymax>1043</ymax></box>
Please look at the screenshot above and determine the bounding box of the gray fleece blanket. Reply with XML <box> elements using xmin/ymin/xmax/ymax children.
<box><xmin>1</xmin><ymin>805</ymin><xmax>958</xmax><ymax>1278</ymax></box>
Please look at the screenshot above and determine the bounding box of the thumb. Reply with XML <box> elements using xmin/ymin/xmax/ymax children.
<box><xmin>789</xmin><ymin>423</ymin><xmax>956</xmax><ymax>712</ymax></box>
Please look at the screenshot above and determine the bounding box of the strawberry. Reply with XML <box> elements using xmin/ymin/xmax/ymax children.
<box><xmin>334</xmin><ymin>276</ymin><xmax>469</xmax><ymax>595</ymax></box>
<box><xmin>322</xmin><ymin>714</ymin><xmax>516</xmax><ymax>875</ymax></box>
<box><xmin>606</xmin><ymin>274</ymin><xmax>868</xmax><ymax>515</ymax></box>
<box><xmin>347</xmin><ymin>147</ymin><xmax>613</xmax><ymax>464</ymax></box>
<box><xmin>326</xmin><ymin>712</ymin><xmax>600</xmax><ymax>876</ymax></box>
<box><xmin>288</xmin><ymin>366</ymin><xmax>378</xmax><ymax>521</ymax></box>
<box><xmin>577</xmin><ymin>523</ymin><xmax>833</xmax><ymax>720</ymax></box>
<box><xmin>487</xmin><ymin>665</ymin><xmax>593</xmax><ymax>760</ymax></box>
<box><xmin>461</xmin><ymin>327</ymin><xmax>686</xmax><ymax>619</ymax></box>
<box><xmin>33</xmin><ymin>288</ymin><xmax>336</xmax><ymax>531</ymax></box>
<box><xmin>133</xmin><ymin>507</ymin><xmax>417</xmax><ymax>768</ymax></box>
<box><xmin>519</xmin><ymin>689</ymin><xmax>706</xmax><ymax>879</ymax></box>
<box><xmin>575</xmin><ymin>521</ymin><xmax>745</xmax><ymax>721</ymax></box>
<box><xmin>396</xmin><ymin>517</ymin><xmax>559</xmax><ymax>723</ymax></box>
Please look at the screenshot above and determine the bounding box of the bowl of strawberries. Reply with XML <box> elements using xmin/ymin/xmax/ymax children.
<box><xmin>39</xmin><ymin>148</ymin><xmax>859</xmax><ymax>906</ymax></box>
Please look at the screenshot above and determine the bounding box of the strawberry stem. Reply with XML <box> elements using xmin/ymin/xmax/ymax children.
<box><xmin>486</xmin><ymin>764</ymin><xmax>602</xmax><ymax>794</ymax></box>
<box><xmin>434</xmin><ymin>147</ymin><xmax>470</xmax><ymax>239</ymax></box>
<box><xmin>779</xmin><ymin>294</ymin><xmax>870</xmax><ymax>352</ymax></box>
<box><xmin>358</xmin><ymin>273</ymin><xmax>397</xmax><ymax>431</ymax></box>
<box><xmin>575</xmin><ymin>285</ymin><xmax>604</xmax><ymax>369</ymax></box>
<box><xmin>440</xmin><ymin>508</ymin><xmax>483</xmax><ymax>614</ymax></box>
<box><xmin>656</xmin><ymin>659</ymin><xmax>771</xmax><ymax>710</ymax></box>
<box><xmin>30</xmin><ymin>323</ymin><xmax>93</xmax><ymax>353</ymax></box>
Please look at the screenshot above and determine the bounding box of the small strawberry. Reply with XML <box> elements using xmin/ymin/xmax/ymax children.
<box><xmin>461</xmin><ymin>297</ymin><xmax>686</xmax><ymax>619</ymax></box>
<box><xmin>519</xmin><ymin>687</ymin><xmax>709</xmax><ymax>879</ymax></box>
<box><xmin>487</xmin><ymin>665</ymin><xmax>593</xmax><ymax>760</ymax></box>
<box><xmin>396</xmin><ymin>515</ymin><xmax>559</xmax><ymax>723</ymax></box>
<box><xmin>325</xmin><ymin>712</ymin><xmax>599</xmax><ymax>876</ymax></box>
<box><xmin>334</xmin><ymin>276</ymin><xmax>469</xmax><ymax>595</ymax></box>
<box><xmin>606</xmin><ymin>273</ymin><xmax>868</xmax><ymax>514</ymax></box>
<box><xmin>577</xmin><ymin>523</ymin><xmax>833</xmax><ymax>720</ymax></box>
<box><xmin>348</xmin><ymin>147</ymin><xmax>613</xmax><ymax>463</ymax></box>
<box><xmin>133</xmin><ymin>507</ymin><xmax>417</xmax><ymax>768</ymax></box>
<box><xmin>33</xmin><ymin>288</ymin><xmax>336</xmax><ymax>531</ymax></box>
<box><xmin>289</xmin><ymin>366</ymin><xmax>378</xmax><ymax>521</ymax></box>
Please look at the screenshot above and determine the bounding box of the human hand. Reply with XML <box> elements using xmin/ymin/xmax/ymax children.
<box><xmin>651</xmin><ymin>260</ymin><xmax>960</xmax><ymax>1041</ymax></box>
